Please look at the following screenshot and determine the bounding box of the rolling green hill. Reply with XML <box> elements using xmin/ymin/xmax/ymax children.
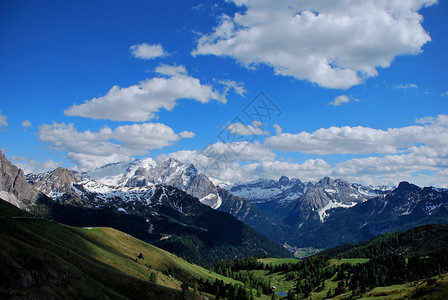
<box><xmin>0</xmin><ymin>199</ymin><xmax>241</xmax><ymax>299</ymax></box>
<box><xmin>3</xmin><ymin>197</ymin><xmax>448</xmax><ymax>300</ymax></box>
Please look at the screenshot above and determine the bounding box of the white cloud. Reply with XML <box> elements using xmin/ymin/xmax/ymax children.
<box><xmin>193</xmin><ymin>0</ymin><xmax>436</xmax><ymax>89</ymax></box>
<box><xmin>0</xmin><ymin>110</ymin><xmax>8</xmax><ymax>127</ymax></box>
<box><xmin>157</xmin><ymin>115</ymin><xmax>448</xmax><ymax>187</ymax></box>
<box><xmin>64</xmin><ymin>64</ymin><xmax>227</xmax><ymax>122</ymax></box>
<box><xmin>441</xmin><ymin>91</ymin><xmax>448</xmax><ymax>97</ymax></box>
<box><xmin>240</xmin><ymin>159</ymin><xmax>332</xmax><ymax>182</ymax></box>
<box><xmin>265</xmin><ymin>115</ymin><xmax>448</xmax><ymax>155</ymax></box>
<box><xmin>112</xmin><ymin>123</ymin><xmax>195</xmax><ymax>150</ymax></box>
<box><xmin>329</xmin><ymin>95</ymin><xmax>358</xmax><ymax>106</ymax></box>
<box><xmin>11</xmin><ymin>156</ymin><xmax>61</xmax><ymax>174</ymax></box>
<box><xmin>203</xmin><ymin>141</ymin><xmax>276</xmax><ymax>162</ymax></box>
<box><xmin>192</xmin><ymin>3</ymin><xmax>204</xmax><ymax>12</ymax></box>
<box><xmin>155</xmin><ymin>64</ymin><xmax>187</xmax><ymax>76</ymax></box>
<box><xmin>416</xmin><ymin>114</ymin><xmax>448</xmax><ymax>126</ymax></box>
<box><xmin>161</xmin><ymin>142</ymin><xmax>448</xmax><ymax>187</ymax></box>
<box><xmin>332</xmin><ymin>145</ymin><xmax>448</xmax><ymax>187</ymax></box>
<box><xmin>273</xmin><ymin>124</ymin><xmax>282</xmax><ymax>135</ymax></box>
<box><xmin>130</xmin><ymin>43</ymin><xmax>167</xmax><ymax>60</ymax></box>
<box><xmin>21</xmin><ymin>120</ymin><xmax>32</xmax><ymax>128</ymax></box>
<box><xmin>393</xmin><ymin>83</ymin><xmax>419</xmax><ymax>89</ymax></box>
<box><xmin>225</xmin><ymin>120</ymin><xmax>270</xmax><ymax>136</ymax></box>
<box><xmin>219</xmin><ymin>79</ymin><xmax>246</xmax><ymax>97</ymax></box>
<box><xmin>38</xmin><ymin>122</ymin><xmax>194</xmax><ymax>170</ymax></box>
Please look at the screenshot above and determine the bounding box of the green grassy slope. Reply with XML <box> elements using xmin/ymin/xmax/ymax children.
<box><xmin>0</xmin><ymin>199</ymin><xmax>239</xmax><ymax>299</ymax></box>
<box><xmin>33</xmin><ymin>192</ymin><xmax>291</xmax><ymax>266</ymax></box>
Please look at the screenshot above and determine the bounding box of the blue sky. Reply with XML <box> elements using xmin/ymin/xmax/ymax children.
<box><xmin>1</xmin><ymin>0</ymin><xmax>447</xmax><ymax>187</ymax></box>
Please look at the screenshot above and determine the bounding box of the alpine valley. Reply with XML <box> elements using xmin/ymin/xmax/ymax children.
<box><xmin>2</xmin><ymin>151</ymin><xmax>448</xmax><ymax>299</ymax></box>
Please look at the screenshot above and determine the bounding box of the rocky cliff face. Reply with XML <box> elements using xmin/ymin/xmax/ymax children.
<box><xmin>285</xmin><ymin>177</ymin><xmax>368</xmax><ymax>224</ymax></box>
<box><xmin>216</xmin><ymin>187</ymin><xmax>286</xmax><ymax>242</ymax></box>
<box><xmin>0</xmin><ymin>151</ymin><xmax>40</xmax><ymax>209</ymax></box>
<box><xmin>146</xmin><ymin>159</ymin><xmax>221</xmax><ymax>208</ymax></box>
<box><xmin>300</xmin><ymin>177</ymin><xmax>366</xmax><ymax>210</ymax></box>
<box><xmin>83</xmin><ymin>158</ymin><xmax>222</xmax><ymax>209</ymax></box>
<box><xmin>27</xmin><ymin>167</ymin><xmax>78</xmax><ymax>198</ymax></box>
<box><xmin>289</xmin><ymin>181</ymin><xmax>448</xmax><ymax>248</ymax></box>
<box><xmin>230</xmin><ymin>176</ymin><xmax>307</xmax><ymax>203</ymax></box>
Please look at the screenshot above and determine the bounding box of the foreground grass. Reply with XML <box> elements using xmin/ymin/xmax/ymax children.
<box><xmin>76</xmin><ymin>226</ymin><xmax>240</xmax><ymax>289</ymax></box>
<box><xmin>0</xmin><ymin>200</ymin><xmax>241</xmax><ymax>299</ymax></box>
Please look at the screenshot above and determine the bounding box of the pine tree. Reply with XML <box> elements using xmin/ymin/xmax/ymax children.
<box><xmin>215</xmin><ymin>285</ymin><xmax>220</xmax><ymax>300</ymax></box>
<box><xmin>149</xmin><ymin>272</ymin><xmax>157</xmax><ymax>283</ymax></box>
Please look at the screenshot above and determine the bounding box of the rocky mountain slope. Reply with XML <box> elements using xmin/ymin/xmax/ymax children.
<box><xmin>285</xmin><ymin>177</ymin><xmax>370</xmax><ymax>224</ymax></box>
<box><xmin>216</xmin><ymin>187</ymin><xmax>287</xmax><ymax>240</ymax></box>
<box><xmin>230</xmin><ymin>176</ymin><xmax>309</xmax><ymax>203</ymax></box>
<box><xmin>27</xmin><ymin>167</ymin><xmax>77</xmax><ymax>198</ymax></box>
<box><xmin>0</xmin><ymin>151</ymin><xmax>41</xmax><ymax>209</ymax></box>
<box><xmin>289</xmin><ymin>181</ymin><xmax>448</xmax><ymax>248</ymax></box>
<box><xmin>229</xmin><ymin>175</ymin><xmax>448</xmax><ymax>250</ymax></box>
<box><xmin>80</xmin><ymin>158</ymin><xmax>279</xmax><ymax>239</ymax></box>
<box><xmin>83</xmin><ymin>158</ymin><xmax>222</xmax><ymax>208</ymax></box>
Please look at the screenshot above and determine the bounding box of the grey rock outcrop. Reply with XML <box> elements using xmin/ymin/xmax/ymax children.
<box><xmin>129</xmin><ymin>158</ymin><xmax>221</xmax><ymax>208</ymax></box>
<box><xmin>300</xmin><ymin>177</ymin><xmax>365</xmax><ymax>211</ymax></box>
<box><xmin>27</xmin><ymin>167</ymin><xmax>77</xmax><ymax>198</ymax></box>
<box><xmin>0</xmin><ymin>151</ymin><xmax>40</xmax><ymax>208</ymax></box>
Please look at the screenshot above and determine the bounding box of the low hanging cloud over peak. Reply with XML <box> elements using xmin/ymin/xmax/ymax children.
<box><xmin>38</xmin><ymin>122</ymin><xmax>194</xmax><ymax>170</ymax></box>
<box><xmin>64</xmin><ymin>64</ymin><xmax>230</xmax><ymax>122</ymax></box>
<box><xmin>11</xmin><ymin>155</ymin><xmax>61</xmax><ymax>174</ymax></box>
<box><xmin>193</xmin><ymin>0</ymin><xmax>436</xmax><ymax>89</ymax></box>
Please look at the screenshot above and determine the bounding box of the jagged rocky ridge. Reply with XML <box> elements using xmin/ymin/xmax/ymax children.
<box><xmin>77</xmin><ymin>158</ymin><xmax>282</xmax><ymax>240</ymax></box>
<box><xmin>21</xmin><ymin>155</ymin><xmax>448</xmax><ymax>251</ymax></box>
<box><xmin>82</xmin><ymin>158</ymin><xmax>222</xmax><ymax>208</ymax></box>
<box><xmin>0</xmin><ymin>151</ymin><xmax>41</xmax><ymax>209</ymax></box>
<box><xmin>289</xmin><ymin>181</ymin><xmax>448</xmax><ymax>248</ymax></box>
<box><xmin>230</xmin><ymin>176</ymin><xmax>309</xmax><ymax>203</ymax></box>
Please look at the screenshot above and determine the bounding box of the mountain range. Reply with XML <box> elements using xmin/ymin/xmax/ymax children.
<box><xmin>2</xmin><ymin>150</ymin><xmax>448</xmax><ymax>259</ymax></box>
<box><xmin>0</xmin><ymin>152</ymin><xmax>289</xmax><ymax>265</ymax></box>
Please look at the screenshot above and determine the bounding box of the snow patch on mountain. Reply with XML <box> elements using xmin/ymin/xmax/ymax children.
<box><xmin>200</xmin><ymin>193</ymin><xmax>222</xmax><ymax>209</ymax></box>
<box><xmin>84</xmin><ymin>158</ymin><xmax>157</xmax><ymax>186</ymax></box>
<box><xmin>209</xmin><ymin>177</ymin><xmax>232</xmax><ymax>189</ymax></box>
<box><xmin>118</xmin><ymin>207</ymin><xmax>128</xmax><ymax>214</ymax></box>
<box><xmin>318</xmin><ymin>200</ymin><xmax>358</xmax><ymax>222</ymax></box>
<box><xmin>426</xmin><ymin>203</ymin><xmax>443</xmax><ymax>215</ymax></box>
